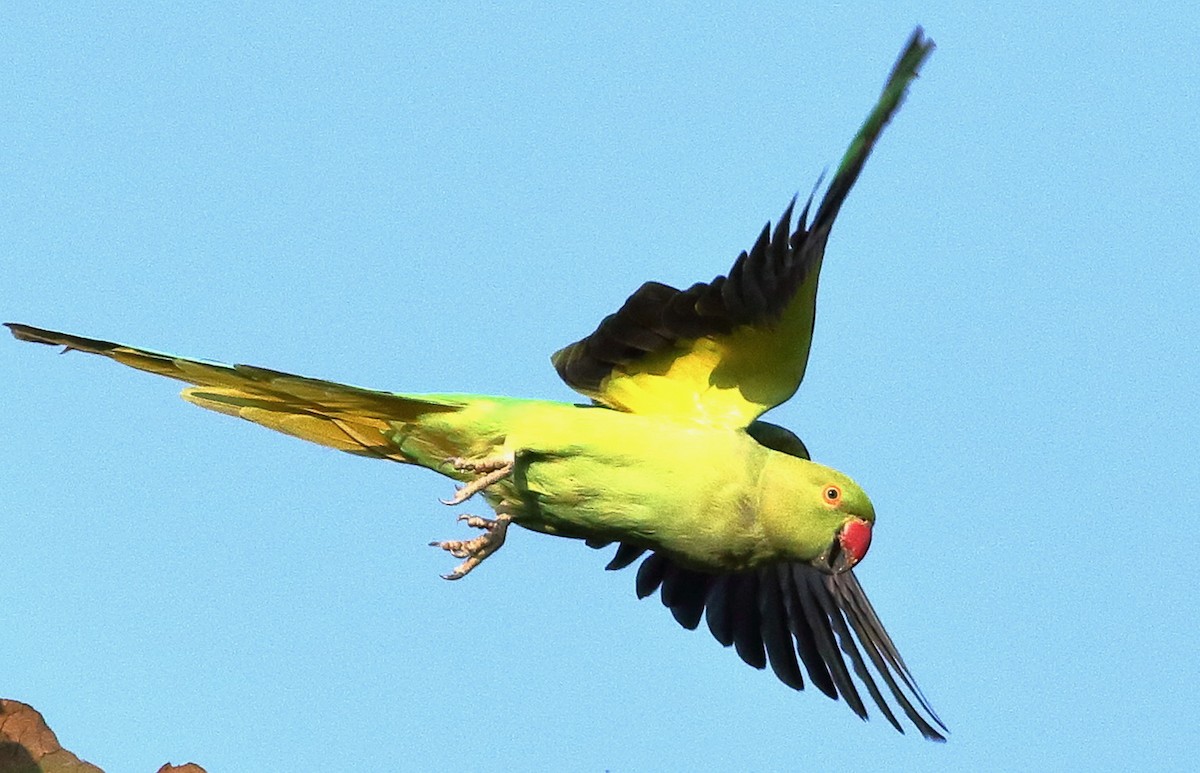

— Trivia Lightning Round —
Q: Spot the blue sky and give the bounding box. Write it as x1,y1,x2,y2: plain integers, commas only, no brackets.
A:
3,3,1197,771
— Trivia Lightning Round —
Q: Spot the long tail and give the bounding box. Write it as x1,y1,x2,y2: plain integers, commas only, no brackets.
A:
811,27,934,238
6,323,470,466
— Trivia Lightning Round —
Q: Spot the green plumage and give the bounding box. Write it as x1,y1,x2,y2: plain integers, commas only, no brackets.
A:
8,28,945,740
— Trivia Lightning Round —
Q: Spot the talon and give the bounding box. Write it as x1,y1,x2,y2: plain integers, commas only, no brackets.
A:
429,512,512,580
438,486,466,506
441,562,478,581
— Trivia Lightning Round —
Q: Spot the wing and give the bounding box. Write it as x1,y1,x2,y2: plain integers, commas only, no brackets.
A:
591,545,947,741
552,29,933,428
5,323,466,463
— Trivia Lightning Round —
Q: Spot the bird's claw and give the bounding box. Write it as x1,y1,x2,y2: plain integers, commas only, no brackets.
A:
430,512,512,580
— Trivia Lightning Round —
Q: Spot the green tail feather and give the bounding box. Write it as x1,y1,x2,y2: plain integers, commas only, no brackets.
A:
5,322,471,464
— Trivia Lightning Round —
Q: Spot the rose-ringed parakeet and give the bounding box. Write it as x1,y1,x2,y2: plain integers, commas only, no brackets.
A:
8,28,944,739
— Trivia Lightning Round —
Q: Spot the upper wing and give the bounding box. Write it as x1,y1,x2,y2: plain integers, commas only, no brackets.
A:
602,547,947,740
552,29,933,428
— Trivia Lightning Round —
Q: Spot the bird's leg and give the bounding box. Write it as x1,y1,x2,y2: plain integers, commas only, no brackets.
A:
429,512,513,580
429,454,517,578
439,453,514,505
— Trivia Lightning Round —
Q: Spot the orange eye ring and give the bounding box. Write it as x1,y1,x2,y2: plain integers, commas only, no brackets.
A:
823,484,842,506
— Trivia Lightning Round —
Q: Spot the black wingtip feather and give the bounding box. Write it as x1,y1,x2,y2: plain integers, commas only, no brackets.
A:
790,564,871,720
704,574,735,647
758,567,806,690
730,572,767,670
831,574,949,740
775,564,838,699
811,27,934,235
635,552,668,599
807,570,904,733
604,548,946,740
662,566,711,631
605,543,647,571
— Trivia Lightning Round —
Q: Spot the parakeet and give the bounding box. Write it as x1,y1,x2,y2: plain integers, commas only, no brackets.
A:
9,28,944,739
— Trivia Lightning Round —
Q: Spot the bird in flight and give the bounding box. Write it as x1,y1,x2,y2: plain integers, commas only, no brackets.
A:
9,28,944,739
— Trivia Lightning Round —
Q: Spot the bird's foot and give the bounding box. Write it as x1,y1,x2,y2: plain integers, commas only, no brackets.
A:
429,513,512,580
439,454,514,505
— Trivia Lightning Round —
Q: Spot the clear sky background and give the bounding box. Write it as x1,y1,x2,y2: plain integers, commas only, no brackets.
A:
2,4,1197,772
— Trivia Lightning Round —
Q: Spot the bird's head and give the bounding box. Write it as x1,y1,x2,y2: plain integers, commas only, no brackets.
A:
759,458,876,574
808,470,875,574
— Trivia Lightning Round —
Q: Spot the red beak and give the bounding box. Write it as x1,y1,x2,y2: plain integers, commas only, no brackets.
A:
838,517,873,570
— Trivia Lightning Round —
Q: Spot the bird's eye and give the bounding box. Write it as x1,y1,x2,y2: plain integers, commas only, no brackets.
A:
823,485,842,506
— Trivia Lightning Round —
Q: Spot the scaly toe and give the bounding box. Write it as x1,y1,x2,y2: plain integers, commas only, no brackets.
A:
457,514,496,530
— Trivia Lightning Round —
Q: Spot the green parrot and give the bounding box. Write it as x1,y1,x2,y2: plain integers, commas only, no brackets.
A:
8,29,944,739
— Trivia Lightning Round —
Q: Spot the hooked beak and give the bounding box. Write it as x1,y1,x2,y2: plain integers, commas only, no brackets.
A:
813,517,873,575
